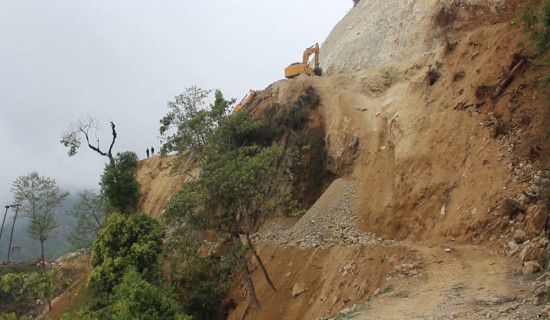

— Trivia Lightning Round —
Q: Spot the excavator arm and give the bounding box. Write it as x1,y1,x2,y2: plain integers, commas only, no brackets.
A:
285,43,323,79
302,43,320,67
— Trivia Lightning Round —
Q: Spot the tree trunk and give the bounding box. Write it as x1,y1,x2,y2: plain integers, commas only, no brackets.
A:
40,239,45,272
246,232,277,291
240,254,260,308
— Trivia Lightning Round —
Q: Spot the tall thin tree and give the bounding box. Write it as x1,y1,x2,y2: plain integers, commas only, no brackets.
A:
11,172,68,269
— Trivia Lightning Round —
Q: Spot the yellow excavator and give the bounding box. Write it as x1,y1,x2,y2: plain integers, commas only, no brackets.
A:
232,89,256,114
284,43,323,79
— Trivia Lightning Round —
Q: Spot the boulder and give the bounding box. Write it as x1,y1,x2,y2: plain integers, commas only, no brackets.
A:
520,244,547,264
522,261,542,275
525,205,548,237
512,230,527,244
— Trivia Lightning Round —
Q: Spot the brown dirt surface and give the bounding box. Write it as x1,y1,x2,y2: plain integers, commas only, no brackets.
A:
227,242,419,320
353,242,536,319
40,251,91,319
136,155,196,217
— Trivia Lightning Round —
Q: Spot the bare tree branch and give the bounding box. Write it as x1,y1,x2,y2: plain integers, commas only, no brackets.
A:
61,116,116,162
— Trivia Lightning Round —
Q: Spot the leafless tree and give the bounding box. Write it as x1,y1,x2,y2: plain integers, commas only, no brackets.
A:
60,116,117,163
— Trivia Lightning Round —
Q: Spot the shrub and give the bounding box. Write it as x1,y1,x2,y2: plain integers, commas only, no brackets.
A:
87,213,164,310
515,0,550,54
513,0,550,88
100,151,141,215
112,269,189,320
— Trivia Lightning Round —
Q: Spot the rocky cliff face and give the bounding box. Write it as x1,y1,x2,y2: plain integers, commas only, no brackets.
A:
321,0,441,74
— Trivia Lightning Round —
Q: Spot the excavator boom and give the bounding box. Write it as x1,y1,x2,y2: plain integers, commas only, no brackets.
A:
285,43,322,79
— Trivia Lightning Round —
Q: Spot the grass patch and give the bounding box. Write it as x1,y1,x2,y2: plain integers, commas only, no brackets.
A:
375,286,393,297
320,304,369,320
0,264,39,276
522,270,544,282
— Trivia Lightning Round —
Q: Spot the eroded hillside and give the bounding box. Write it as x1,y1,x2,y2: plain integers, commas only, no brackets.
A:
39,1,550,319
221,0,550,319
126,1,550,319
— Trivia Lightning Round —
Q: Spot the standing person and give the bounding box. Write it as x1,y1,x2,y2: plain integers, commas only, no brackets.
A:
151,146,154,155
146,148,150,158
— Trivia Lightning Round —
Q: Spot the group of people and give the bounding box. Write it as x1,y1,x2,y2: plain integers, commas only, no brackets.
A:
146,146,155,158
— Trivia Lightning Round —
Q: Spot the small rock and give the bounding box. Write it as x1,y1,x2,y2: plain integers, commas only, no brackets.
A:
507,241,519,251
292,283,306,297
512,230,527,244
522,261,542,275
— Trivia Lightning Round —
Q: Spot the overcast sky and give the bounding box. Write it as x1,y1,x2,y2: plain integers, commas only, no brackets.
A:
0,0,351,206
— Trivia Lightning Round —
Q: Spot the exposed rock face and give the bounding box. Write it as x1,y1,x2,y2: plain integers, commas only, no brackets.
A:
520,243,547,265
320,0,441,74
525,204,549,237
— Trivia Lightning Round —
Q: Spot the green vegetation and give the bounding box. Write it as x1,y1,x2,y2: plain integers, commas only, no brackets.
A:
100,151,141,215
161,87,289,312
160,86,233,156
87,212,164,312
11,171,69,269
111,269,190,320
0,264,38,276
515,0,550,54
0,268,72,318
514,0,550,87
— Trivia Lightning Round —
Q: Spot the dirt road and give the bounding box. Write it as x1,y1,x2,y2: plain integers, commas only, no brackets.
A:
351,242,538,320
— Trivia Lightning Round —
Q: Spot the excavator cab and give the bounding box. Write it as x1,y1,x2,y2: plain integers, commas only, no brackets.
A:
285,43,323,79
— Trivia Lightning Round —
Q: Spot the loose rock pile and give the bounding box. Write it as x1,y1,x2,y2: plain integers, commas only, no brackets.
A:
252,181,390,249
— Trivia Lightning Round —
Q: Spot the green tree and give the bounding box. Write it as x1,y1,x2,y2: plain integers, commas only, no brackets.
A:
111,269,190,320
67,190,109,250
100,151,141,215
11,172,69,269
87,212,164,311
162,94,287,309
162,221,238,319
159,86,235,173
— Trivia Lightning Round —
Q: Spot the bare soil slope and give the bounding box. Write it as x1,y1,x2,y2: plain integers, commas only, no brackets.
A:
225,0,550,319
136,155,196,218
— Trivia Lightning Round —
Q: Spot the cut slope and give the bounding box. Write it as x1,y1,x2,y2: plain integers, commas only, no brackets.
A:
225,0,550,319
